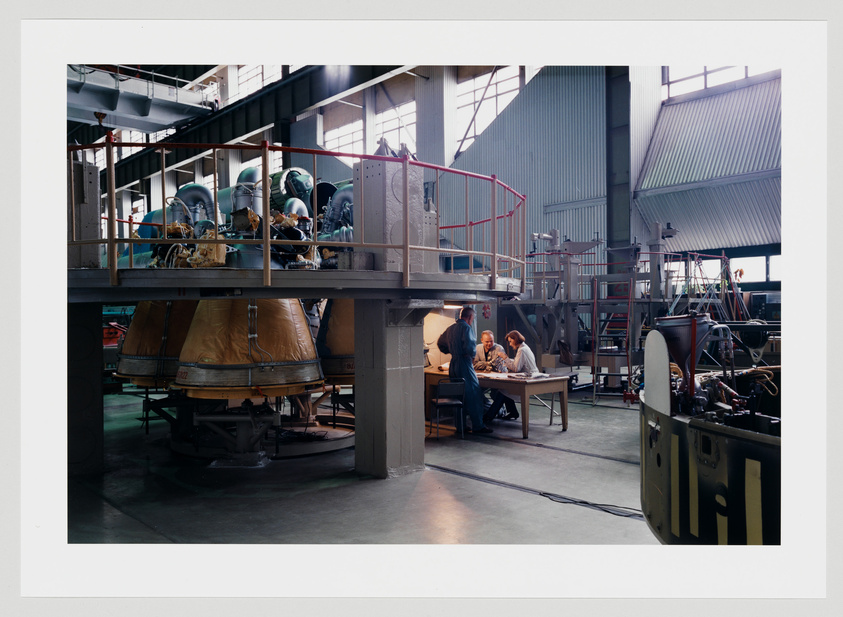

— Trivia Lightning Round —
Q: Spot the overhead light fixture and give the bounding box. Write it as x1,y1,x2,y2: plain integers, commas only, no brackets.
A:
443,304,463,310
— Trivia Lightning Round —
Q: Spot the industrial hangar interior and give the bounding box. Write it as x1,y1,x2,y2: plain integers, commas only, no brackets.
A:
65,63,784,553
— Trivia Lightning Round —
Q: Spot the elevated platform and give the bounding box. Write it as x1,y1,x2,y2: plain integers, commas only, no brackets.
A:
67,267,524,303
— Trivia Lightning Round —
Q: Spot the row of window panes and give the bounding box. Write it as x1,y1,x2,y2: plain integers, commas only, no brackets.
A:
663,65,780,99
375,101,416,152
666,255,780,283
228,65,285,104
323,102,417,155
455,66,528,152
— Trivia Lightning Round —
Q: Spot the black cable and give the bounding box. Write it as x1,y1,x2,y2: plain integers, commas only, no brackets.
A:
426,463,644,521
489,434,640,467
538,491,644,519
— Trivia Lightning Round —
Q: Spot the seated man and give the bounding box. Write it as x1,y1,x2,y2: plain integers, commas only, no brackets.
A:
484,330,538,422
474,330,506,373
474,330,507,416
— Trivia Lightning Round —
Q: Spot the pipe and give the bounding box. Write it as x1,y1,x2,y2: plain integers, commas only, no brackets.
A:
106,131,118,285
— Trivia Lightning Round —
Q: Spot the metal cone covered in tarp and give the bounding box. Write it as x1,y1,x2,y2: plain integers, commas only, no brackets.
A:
315,298,355,376
175,298,323,399
116,300,199,387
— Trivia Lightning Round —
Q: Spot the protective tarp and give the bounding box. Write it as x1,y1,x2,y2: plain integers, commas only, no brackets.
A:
315,298,355,376
176,298,322,391
116,300,198,382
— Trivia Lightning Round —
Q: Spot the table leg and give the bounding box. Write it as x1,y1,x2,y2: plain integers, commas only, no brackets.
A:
561,386,568,431
521,385,529,439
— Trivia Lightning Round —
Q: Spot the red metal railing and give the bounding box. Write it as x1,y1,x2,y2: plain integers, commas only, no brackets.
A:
68,134,527,291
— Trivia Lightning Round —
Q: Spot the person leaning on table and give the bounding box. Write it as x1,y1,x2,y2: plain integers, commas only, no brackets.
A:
474,330,507,415
484,330,538,422
474,330,506,372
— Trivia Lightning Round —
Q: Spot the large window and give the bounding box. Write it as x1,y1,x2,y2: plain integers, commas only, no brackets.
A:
375,101,416,154
324,119,364,155
323,102,417,156
455,65,540,155
228,65,285,104
662,65,780,99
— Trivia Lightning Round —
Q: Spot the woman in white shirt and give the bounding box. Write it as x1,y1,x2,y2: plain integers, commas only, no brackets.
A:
484,330,538,421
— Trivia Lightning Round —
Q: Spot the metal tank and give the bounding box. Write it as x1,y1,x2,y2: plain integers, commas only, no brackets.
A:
174,298,324,400
115,300,199,387
315,298,355,377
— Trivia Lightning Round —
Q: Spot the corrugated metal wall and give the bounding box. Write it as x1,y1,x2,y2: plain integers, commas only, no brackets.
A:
637,176,781,252
543,200,607,285
415,66,457,186
634,75,781,253
436,66,608,265
637,77,781,190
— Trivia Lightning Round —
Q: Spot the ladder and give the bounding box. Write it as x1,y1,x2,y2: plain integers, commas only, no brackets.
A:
590,275,635,404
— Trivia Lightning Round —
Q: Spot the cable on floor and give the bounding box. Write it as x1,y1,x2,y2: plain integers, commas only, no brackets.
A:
486,433,640,467
425,463,644,520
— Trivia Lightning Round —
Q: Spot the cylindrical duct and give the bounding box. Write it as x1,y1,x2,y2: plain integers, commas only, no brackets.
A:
116,300,199,387
175,298,323,399
315,298,355,377
175,183,214,223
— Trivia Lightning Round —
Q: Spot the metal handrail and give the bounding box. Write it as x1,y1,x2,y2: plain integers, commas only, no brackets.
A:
68,135,527,290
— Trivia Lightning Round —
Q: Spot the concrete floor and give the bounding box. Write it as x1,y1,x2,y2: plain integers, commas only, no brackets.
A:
67,384,659,545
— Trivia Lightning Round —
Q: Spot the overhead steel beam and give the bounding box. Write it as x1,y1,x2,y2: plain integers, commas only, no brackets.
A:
108,65,414,189
67,65,215,135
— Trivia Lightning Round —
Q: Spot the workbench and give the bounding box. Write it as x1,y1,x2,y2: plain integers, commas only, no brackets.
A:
424,367,569,438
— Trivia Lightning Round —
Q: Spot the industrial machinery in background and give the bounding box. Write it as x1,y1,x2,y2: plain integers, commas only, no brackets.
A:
639,312,780,544
499,221,780,404
101,145,439,465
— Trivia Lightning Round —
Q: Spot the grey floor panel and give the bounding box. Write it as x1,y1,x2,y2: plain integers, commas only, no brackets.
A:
67,389,659,545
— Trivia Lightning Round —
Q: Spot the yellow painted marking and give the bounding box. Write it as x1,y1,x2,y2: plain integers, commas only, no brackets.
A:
689,446,699,537
671,434,679,537
715,490,728,544
745,458,763,545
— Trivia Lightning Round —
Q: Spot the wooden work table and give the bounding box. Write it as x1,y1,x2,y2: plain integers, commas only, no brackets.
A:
423,367,569,438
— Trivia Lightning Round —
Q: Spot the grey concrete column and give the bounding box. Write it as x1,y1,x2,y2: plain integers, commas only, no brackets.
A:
215,148,241,191
415,66,458,186
290,111,356,183
362,87,377,154
353,299,429,479
115,189,132,251
68,302,104,475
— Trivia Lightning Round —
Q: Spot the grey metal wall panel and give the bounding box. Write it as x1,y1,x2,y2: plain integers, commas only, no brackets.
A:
629,66,663,192
542,200,608,277
638,77,781,191
415,66,458,183
634,175,781,253
435,66,607,255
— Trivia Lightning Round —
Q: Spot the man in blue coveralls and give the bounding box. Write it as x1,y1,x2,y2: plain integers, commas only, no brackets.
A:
444,306,492,434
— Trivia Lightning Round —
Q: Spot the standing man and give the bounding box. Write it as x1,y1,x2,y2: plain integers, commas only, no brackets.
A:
444,307,492,434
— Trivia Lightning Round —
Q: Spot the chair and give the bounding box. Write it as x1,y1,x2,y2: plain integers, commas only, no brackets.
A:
429,378,466,439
